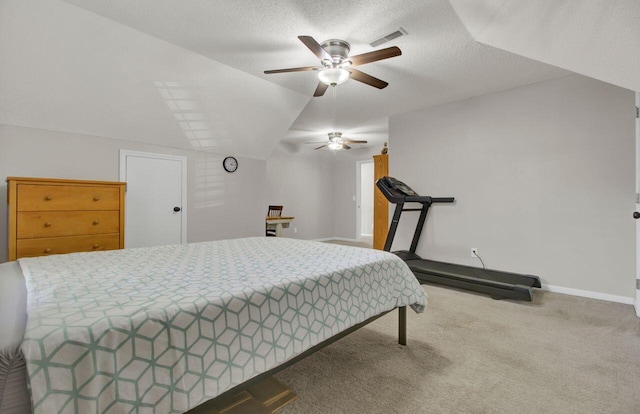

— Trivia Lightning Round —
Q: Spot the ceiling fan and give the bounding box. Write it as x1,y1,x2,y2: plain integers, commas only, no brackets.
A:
264,36,401,97
307,132,368,151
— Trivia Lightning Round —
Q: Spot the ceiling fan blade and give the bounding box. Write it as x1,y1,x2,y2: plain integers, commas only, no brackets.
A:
264,66,319,74
349,46,401,67
342,144,352,150
305,141,329,144
313,82,329,97
342,139,368,144
298,36,332,61
314,144,328,150
347,69,388,89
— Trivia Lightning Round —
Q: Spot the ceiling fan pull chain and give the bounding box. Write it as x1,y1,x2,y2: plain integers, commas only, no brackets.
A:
332,86,337,129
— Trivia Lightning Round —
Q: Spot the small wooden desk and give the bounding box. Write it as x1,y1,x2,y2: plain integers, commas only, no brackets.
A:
265,216,295,237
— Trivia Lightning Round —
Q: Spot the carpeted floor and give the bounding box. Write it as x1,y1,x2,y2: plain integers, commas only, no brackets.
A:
276,276,640,413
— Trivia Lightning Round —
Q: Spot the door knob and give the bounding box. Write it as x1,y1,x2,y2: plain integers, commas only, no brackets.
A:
174,207,181,212
634,212,640,219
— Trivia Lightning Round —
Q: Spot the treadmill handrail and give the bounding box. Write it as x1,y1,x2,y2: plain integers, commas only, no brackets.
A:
378,176,455,253
432,197,455,203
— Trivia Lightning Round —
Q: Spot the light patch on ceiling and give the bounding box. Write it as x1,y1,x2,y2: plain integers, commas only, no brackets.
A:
154,81,231,150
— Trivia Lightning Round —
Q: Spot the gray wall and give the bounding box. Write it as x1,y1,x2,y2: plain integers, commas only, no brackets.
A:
264,144,381,241
3,74,636,300
0,124,266,263
332,148,380,239
390,75,636,298
264,144,336,240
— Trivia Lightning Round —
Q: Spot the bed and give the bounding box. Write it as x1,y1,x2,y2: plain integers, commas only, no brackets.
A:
0,237,427,413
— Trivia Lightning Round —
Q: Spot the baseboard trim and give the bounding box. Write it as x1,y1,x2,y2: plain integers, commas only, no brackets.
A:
542,284,635,305
314,237,361,243
311,242,637,309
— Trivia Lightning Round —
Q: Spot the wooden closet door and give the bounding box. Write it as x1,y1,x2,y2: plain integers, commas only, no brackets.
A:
373,154,388,250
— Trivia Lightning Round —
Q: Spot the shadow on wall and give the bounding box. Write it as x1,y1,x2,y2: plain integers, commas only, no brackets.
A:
156,81,233,211
194,156,224,209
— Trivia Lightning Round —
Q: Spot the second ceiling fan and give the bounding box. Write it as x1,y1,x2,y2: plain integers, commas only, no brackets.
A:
264,36,401,97
308,132,367,151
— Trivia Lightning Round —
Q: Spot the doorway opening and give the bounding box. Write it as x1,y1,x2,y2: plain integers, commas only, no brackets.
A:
356,160,374,245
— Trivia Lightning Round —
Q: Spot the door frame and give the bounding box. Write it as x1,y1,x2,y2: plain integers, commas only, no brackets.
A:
119,150,188,244
356,160,374,241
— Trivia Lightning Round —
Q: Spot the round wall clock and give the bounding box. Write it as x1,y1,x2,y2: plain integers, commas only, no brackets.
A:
223,156,238,173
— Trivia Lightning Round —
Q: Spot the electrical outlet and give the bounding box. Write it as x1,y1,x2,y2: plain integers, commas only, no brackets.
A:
471,248,478,257
293,227,298,234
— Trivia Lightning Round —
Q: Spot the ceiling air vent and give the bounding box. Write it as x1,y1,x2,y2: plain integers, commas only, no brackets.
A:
370,28,408,47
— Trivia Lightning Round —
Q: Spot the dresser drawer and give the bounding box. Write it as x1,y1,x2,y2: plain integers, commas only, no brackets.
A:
16,234,120,258
17,211,120,239
17,185,120,211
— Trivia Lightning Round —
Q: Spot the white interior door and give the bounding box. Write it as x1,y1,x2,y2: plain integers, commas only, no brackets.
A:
636,93,640,317
120,150,187,248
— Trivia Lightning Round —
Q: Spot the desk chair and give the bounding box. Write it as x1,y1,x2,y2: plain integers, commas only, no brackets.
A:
266,205,283,237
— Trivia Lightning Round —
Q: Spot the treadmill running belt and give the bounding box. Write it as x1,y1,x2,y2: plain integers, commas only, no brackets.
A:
406,259,541,288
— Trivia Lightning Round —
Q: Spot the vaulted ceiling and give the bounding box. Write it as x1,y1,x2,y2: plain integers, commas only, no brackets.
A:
1,1,637,159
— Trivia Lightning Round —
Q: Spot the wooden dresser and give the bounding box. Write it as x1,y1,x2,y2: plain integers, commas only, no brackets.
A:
7,177,126,261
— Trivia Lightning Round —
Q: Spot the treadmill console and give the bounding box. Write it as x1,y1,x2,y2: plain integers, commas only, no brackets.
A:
376,176,423,203
379,176,418,196
376,176,455,205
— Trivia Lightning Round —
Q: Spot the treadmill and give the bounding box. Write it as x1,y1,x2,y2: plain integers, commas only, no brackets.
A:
376,176,541,301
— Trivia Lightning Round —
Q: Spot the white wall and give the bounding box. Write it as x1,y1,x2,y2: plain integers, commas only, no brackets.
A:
390,74,636,298
0,124,266,263
333,148,381,239
265,144,336,240
264,144,382,241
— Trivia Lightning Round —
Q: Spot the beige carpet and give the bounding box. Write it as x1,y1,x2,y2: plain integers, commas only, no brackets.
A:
276,283,640,413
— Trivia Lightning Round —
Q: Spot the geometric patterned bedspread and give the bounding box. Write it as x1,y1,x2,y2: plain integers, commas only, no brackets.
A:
19,237,427,413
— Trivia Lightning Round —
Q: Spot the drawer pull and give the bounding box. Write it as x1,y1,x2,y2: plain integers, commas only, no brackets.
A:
93,196,101,201
44,195,52,201
93,244,100,249
93,220,100,225
44,222,52,227
44,248,51,253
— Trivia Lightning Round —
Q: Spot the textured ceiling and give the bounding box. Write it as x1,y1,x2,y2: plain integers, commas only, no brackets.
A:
449,0,640,92
61,0,570,153
6,0,636,157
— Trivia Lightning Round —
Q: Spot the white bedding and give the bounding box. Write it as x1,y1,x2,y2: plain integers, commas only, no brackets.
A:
19,237,427,413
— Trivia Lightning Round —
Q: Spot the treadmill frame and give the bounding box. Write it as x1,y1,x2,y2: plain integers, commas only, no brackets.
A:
378,177,541,301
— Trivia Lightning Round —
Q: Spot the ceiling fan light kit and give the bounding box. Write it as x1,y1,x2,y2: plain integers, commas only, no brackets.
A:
307,131,368,151
265,36,399,151
264,35,401,97
318,68,350,86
